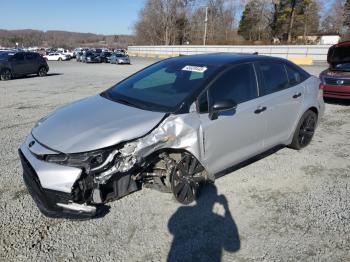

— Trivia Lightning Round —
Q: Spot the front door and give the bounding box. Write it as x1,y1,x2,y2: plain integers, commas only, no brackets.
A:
198,63,267,174
11,53,27,75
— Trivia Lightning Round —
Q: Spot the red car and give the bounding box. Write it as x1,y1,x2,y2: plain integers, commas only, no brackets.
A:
320,41,350,100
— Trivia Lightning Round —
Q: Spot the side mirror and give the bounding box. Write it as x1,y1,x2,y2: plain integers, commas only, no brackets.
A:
209,99,237,120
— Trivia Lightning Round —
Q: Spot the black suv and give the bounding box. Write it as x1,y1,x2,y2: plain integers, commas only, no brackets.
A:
0,51,49,80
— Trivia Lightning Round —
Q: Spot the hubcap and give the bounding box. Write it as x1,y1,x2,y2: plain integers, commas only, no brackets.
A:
298,114,316,147
171,154,203,205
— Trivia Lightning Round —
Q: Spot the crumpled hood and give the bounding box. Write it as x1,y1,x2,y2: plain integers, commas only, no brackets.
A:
32,95,165,153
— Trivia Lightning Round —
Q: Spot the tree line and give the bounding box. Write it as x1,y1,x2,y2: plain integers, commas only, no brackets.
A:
0,29,134,49
134,0,350,45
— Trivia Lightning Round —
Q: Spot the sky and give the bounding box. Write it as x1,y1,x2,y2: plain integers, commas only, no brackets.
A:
0,0,145,35
0,0,337,35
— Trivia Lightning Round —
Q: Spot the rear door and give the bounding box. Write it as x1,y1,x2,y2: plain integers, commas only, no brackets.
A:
255,62,304,149
24,53,38,74
198,63,267,174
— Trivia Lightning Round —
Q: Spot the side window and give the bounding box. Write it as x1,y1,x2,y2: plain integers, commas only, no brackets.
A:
285,64,302,87
25,53,35,60
208,63,258,106
13,53,25,61
258,62,289,95
198,91,209,113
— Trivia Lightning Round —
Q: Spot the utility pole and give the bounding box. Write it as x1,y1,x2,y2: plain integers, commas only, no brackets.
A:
203,6,208,46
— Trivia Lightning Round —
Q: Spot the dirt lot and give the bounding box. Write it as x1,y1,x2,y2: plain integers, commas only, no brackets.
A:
0,59,349,261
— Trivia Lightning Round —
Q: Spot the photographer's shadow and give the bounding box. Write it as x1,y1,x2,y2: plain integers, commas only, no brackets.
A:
167,184,240,262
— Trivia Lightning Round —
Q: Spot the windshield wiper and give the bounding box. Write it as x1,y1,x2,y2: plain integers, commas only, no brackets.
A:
116,98,139,107
100,92,141,109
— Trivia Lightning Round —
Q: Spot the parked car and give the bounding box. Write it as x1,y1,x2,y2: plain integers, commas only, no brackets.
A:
114,48,127,55
19,53,324,218
44,53,69,61
75,52,84,62
59,49,75,59
319,41,350,100
100,52,112,63
0,51,49,80
110,53,130,64
81,52,101,63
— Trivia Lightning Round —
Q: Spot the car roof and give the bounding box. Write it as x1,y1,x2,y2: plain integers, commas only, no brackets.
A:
166,52,286,66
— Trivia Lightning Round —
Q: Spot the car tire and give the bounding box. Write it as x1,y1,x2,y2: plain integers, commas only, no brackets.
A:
38,67,47,77
58,57,62,61
289,110,317,150
0,69,12,81
170,153,204,205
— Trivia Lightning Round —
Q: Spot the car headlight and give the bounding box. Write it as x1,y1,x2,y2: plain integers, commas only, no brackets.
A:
44,148,118,173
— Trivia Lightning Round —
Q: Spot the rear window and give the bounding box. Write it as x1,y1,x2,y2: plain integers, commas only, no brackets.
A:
258,62,289,95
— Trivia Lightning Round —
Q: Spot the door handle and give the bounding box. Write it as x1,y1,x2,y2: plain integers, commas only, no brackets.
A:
293,92,302,98
254,106,267,114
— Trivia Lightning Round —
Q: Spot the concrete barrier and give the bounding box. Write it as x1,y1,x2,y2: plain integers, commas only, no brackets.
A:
128,45,332,65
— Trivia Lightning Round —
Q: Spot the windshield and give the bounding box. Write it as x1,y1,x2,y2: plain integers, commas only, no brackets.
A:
102,60,218,112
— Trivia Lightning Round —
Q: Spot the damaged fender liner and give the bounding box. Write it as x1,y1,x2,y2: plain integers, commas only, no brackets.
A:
19,149,111,219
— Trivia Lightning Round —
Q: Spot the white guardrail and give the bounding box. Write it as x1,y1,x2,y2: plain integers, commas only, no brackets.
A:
128,45,332,62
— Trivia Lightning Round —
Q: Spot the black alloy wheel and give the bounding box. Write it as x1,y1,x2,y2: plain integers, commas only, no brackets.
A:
38,67,47,77
290,110,317,150
171,154,204,205
0,69,12,81
298,112,316,147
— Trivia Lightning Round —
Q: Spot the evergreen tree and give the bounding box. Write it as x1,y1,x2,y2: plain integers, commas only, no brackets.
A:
238,0,272,41
238,1,257,41
271,0,320,42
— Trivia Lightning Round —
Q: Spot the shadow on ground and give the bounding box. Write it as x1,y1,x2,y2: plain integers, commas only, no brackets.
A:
167,184,240,262
6,73,63,81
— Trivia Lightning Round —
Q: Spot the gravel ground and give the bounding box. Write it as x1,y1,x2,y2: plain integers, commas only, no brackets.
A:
0,58,349,262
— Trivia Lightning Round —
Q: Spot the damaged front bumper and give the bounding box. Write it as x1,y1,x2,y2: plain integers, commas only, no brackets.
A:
18,135,136,218
19,149,99,218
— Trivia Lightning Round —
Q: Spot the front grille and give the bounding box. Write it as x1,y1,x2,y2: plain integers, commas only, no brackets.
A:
324,77,350,86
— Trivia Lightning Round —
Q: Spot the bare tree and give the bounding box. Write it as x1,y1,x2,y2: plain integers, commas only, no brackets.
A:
320,0,345,34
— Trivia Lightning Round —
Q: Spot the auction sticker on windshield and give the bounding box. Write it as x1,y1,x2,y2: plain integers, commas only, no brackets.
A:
182,65,207,73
